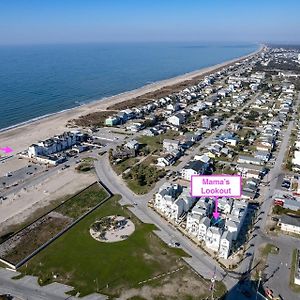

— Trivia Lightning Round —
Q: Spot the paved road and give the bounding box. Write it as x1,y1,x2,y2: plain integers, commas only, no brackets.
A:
95,90,300,300
0,75,270,298
0,164,45,190
238,92,300,300
95,153,236,288
94,94,261,292
0,269,107,300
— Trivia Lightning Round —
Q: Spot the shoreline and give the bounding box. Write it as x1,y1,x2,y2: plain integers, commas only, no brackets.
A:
0,44,263,153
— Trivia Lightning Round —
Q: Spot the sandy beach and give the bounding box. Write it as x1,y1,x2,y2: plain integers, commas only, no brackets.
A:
0,46,263,154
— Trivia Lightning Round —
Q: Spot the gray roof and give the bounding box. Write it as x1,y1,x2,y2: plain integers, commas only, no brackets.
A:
200,216,210,226
184,160,207,171
283,199,300,210
238,155,263,163
237,163,265,172
280,215,300,227
163,139,179,145
221,230,233,241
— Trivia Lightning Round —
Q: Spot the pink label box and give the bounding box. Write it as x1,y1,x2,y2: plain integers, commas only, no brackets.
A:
190,175,242,198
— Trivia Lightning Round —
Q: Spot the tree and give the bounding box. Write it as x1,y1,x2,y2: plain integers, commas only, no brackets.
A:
233,116,242,123
246,110,259,121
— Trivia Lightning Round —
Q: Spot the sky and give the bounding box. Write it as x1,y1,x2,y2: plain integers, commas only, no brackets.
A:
0,0,300,45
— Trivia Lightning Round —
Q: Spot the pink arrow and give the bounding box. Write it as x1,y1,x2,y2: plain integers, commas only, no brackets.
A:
0,147,13,154
213,196,220,220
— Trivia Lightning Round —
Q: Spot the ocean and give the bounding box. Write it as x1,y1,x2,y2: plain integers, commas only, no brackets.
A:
0,42,258,130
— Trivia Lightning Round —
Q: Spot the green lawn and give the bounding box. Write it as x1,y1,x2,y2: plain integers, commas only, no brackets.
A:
0,183,109,265
138,135,163,153
138,131,179,153
55,183,109,219
20,195,193,297
126,179,154,195
112,157,139,175
261,243,279,257
290,249,300,293
123,163,165,195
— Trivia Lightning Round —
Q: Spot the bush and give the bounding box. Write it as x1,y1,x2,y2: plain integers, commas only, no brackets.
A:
76,162,92,172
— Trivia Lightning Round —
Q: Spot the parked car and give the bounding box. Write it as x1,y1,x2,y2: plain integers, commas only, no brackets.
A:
281,180,290,189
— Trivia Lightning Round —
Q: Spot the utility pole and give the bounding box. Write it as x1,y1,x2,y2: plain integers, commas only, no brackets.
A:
210,267,217,300
94,278,99,292
255,270,262,300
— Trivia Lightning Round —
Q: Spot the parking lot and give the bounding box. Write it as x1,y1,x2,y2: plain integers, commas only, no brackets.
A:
0,163,45,190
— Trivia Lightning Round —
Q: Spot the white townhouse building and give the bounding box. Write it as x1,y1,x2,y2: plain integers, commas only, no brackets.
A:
185,198,248,259
166,102,180,112
167,112,185,127
198,217,211,240
154,183,181,212
28,131,85,158
218,198,233,215
186,199,212,236
225,200,248,240
219,231,233,259
154,184,196,222
169,188,197,221
186,212,203,237
205,226,222,252
225,220,239,240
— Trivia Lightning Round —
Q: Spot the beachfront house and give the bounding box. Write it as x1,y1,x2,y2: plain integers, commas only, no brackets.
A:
105,116,120,126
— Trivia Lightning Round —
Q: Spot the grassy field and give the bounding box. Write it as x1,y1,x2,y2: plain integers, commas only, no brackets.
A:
19,195,226,299
123,162,165,195
55,183,109,219
261,243,279,257
0,183,109,265
290,249,300,293
112,157,138,175
126,180,153,195
138,131,179,153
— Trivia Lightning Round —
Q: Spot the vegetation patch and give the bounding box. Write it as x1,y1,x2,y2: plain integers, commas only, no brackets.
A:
69,110,117,127
111,157,139,175
261,243,279,257
55,183,108,219
289,249,300,293
75,158,96,172
0,183,108,266
20,195,226,299
138,131,179,153
122,163,166,194
273,206,300,217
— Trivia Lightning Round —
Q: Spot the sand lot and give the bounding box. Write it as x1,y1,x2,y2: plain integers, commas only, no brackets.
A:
90,215,135,243
0,168,96,234
0,156,32,177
